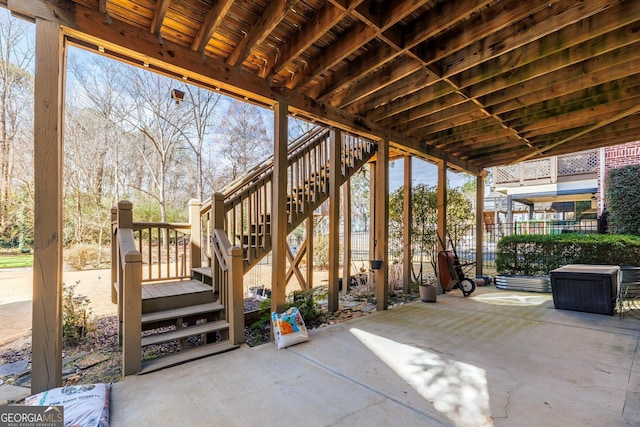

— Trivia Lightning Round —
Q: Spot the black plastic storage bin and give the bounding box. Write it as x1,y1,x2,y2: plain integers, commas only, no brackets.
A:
550,265,619,315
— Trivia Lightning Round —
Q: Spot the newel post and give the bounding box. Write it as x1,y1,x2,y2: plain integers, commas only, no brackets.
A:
118,200,133,229
122,246,142,376
189,199,202,269
111,206,118,305
116,201,133,343
212,193,225,287
228,246,245,345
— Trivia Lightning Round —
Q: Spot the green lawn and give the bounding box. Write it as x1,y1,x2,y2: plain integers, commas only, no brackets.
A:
0,254,33,268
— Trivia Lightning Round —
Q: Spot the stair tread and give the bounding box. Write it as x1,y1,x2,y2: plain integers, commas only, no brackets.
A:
191,267,212,277
142,320,229,347
141,279,211,300
139,341,238,375
141,302,224,324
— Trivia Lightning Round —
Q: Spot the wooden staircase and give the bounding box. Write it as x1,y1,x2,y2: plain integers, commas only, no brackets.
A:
137,275,237,374
202,128,377,273
112,127,375,376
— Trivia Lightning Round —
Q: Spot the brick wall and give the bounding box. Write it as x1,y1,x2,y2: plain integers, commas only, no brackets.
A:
605,141,640,169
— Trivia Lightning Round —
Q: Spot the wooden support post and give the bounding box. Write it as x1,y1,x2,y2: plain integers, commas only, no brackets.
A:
437,159,447,253
369,162,376,260
111,206,118,305
403,155,412,292
436,160,447,294
306,217,314,289
121,234,142,377
476,175,485,277
212,192,225,293
116,201,133,345
31,19,65,394
271,101,288,313
342,179,351,294
228,246,245,345
328,128,341,312
189,199,202,269
374,139,389,311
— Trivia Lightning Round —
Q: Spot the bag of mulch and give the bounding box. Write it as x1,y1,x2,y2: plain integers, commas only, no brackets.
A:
25,383,111,427
271,307,310,349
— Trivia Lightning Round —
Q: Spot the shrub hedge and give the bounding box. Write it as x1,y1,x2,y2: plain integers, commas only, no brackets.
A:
607,164,640,236
496,234,640,276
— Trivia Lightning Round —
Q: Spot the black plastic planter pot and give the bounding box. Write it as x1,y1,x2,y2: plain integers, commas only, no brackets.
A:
370,260,383,270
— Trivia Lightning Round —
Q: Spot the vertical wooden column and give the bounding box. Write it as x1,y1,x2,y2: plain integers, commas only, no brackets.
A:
342,179,351,294
402,155,412,292
437,159,447,253
476,175,485,277
328,129,341,312
228,246,245,345
31,19,65,394
189,199,202,269
212,192,225,289
374,139,389,311
119,201,142,376
110,207,118,305
369,162,376,260
306,217,314,289
271,101,288,313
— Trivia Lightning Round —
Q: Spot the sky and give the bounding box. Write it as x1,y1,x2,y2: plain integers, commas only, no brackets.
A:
389,157,470,191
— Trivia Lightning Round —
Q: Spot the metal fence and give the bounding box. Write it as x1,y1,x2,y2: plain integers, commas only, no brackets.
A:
243,219,600,290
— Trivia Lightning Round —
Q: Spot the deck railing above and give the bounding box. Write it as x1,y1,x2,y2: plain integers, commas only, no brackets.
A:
494,149,599,186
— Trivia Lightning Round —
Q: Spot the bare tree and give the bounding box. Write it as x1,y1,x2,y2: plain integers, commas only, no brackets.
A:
0,11,33,240
217,100,271,180
67,52,129,204
117,68,192,222
180,85,221,201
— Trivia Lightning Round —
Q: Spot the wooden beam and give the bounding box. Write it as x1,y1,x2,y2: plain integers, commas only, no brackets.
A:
439,0,631,79
328,128,341,312
288,0,426,92
467,19,640,99
190,0,234,53
313,0,492,100
31,17,65,394
373,139,389,311
346,69,437,117
519,104,640,162
268,1,359,77
271,101,288,314
150,0,171,35
325,56,423,108
226,0,296,67
486,47,640,114
310,42,400,99
375,89,465,127
519,95,640,139
10,0,482,176
289,21,375,90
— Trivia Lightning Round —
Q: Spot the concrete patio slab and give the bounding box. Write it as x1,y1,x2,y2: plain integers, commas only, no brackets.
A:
111,287,640,426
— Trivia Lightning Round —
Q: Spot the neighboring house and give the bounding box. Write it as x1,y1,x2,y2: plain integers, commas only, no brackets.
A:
488,141,640,231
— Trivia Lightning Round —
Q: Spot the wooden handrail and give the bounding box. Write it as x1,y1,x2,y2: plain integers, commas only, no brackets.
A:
115,215,143,376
